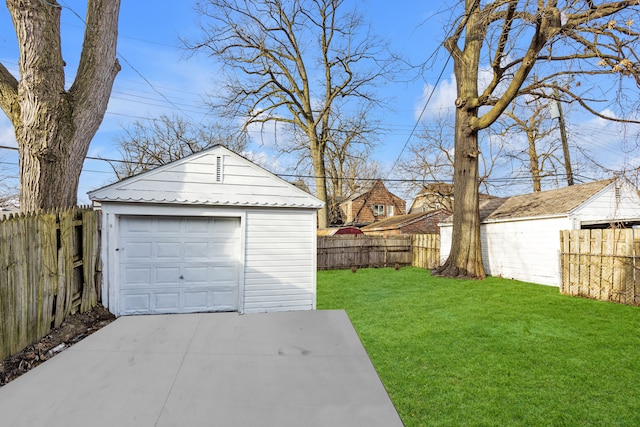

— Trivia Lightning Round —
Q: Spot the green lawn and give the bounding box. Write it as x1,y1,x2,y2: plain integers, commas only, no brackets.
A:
317,267,640,426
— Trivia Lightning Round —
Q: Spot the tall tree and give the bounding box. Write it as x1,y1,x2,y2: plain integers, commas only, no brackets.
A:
0,0,120,211
188,0,392,227
501,96,563,192
280,103,381,224
434,0,640,279
110,114,247,179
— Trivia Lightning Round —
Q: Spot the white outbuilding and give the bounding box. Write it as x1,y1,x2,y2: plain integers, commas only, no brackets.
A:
88,146,323,316
439,178,640,286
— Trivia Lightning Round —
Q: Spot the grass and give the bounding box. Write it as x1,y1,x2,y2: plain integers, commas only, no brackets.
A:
317,267,640,426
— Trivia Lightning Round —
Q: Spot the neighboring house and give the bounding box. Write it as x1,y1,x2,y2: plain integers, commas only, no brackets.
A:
408,183,454,213
409,182,497,214
88,145,323,316
361,209,451,236
339,179,406,226
439,178,640,287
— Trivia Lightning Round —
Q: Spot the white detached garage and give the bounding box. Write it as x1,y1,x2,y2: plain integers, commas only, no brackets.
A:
439,178,640,287
88,146,323,316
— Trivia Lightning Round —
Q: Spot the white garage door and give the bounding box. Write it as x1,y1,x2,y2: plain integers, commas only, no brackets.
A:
118,216,240,315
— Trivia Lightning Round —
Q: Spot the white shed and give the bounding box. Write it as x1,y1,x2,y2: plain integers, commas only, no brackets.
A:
440,178,640,286
88,146,323,316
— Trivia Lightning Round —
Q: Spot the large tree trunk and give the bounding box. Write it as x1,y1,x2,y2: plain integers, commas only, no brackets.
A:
434,0,485,279
432,107,485,279
3,0,120,212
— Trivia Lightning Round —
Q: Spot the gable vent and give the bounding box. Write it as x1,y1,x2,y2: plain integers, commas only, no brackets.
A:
216,156,224,183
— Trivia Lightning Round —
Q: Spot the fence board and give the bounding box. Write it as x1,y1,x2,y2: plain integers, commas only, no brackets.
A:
412,234,440,270
0,207,101,359
40,212,57,339
560,228,639,306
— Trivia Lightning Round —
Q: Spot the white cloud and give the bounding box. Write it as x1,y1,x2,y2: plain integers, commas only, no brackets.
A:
0,116,16,148
416,74,456,120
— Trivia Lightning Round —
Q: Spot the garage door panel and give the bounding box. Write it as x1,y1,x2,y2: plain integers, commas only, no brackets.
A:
122,267,153,286
154,292,181,310
211,289,237,311
212,265,238,282
184,291,209,309
124,242,153,259
122,216,154,233
119,216,240,315
155,218,182,234
155,267,181,285
183,266,209,284
122,293,151,313
156,242,182,259
213,217,238,233
211,241,239,258
184,242,209,259
184,218,210,233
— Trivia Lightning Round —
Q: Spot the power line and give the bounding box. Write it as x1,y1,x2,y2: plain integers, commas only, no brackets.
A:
57,0,188,115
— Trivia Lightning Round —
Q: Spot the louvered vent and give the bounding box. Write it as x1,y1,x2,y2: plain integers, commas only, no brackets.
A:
216,156,223,183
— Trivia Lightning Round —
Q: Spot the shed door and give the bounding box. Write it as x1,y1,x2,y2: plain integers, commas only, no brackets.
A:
118,216,240,315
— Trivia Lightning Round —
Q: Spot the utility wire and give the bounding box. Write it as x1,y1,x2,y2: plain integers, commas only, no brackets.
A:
385,53,452,178
57,0,188,115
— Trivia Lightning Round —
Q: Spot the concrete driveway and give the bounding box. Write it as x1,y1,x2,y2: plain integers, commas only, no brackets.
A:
0,310,403,426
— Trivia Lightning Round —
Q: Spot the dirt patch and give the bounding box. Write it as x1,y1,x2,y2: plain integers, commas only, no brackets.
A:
0,305,116,387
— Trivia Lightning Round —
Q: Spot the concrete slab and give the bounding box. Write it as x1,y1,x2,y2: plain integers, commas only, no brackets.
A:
0,310,403,427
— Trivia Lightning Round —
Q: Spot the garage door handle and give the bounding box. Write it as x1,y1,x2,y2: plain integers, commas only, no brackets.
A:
179,275,184,280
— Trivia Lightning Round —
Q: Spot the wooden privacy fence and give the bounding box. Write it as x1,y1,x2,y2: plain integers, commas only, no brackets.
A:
560,229,640,305
317,234,440,270
0,207,101,359
412,234,441,270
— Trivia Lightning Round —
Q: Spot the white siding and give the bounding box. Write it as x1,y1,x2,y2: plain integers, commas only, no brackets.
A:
89,146,323,209
439,217,572,286
439,225,452,265
482,217,571,286
571,180,640,224
243,209,317,313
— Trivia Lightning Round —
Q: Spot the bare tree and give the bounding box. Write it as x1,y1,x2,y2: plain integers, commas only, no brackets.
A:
434,0,640,279
280,103,381,224
398,111,502,197
110,114,247,179
501,96,564,192
0,0,120,211
0,158,18,206
321,112,382,225
188,0,393,227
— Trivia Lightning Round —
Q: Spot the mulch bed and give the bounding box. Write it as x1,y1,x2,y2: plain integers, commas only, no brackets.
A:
0,304,116,387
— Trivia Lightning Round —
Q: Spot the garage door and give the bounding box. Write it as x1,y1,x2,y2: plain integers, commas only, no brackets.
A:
118,216,240,315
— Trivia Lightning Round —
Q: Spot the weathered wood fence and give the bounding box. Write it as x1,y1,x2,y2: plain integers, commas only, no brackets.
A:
317,234,440,270
412,234,441,269
0,207,101,359
560,229,640,305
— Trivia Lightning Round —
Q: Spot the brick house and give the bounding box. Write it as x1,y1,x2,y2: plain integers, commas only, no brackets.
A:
360,209,451,236
338,179,406,226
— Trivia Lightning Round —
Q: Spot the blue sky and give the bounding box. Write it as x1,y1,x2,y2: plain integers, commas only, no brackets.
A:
0,1,638,205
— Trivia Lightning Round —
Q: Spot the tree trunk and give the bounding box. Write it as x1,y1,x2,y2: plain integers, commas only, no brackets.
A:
434,0,485,279
309,133,328,228
432,106,485,279
4,0,120,212
527,129,542,192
